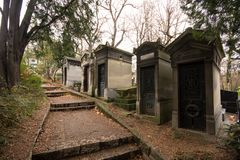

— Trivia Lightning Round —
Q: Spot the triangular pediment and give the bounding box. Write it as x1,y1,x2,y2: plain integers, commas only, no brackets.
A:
134,41,165,55
167,28,225,62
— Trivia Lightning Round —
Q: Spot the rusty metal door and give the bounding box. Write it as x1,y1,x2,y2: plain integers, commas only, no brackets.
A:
140,66,155,115
179,61,206,131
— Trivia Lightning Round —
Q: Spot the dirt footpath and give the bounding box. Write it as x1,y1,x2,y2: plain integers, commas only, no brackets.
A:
0,100,50,160
33,108,132,154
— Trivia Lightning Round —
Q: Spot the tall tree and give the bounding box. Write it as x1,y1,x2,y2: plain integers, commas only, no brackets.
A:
180,0,240,90
34,23,77,81
99,0,134,47
0,0,93,89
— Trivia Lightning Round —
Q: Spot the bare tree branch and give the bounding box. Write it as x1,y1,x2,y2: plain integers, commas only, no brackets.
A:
130,0,187,46
19,0,37,40
99,0,134,47
115,29,126,47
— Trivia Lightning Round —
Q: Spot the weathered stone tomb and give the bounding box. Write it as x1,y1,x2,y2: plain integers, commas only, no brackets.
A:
166,28,225,134
94,44,133,100
80,52,95,96
62,57,82,87
134,41,173,124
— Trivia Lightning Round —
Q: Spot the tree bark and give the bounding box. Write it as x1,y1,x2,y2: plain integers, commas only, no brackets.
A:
0,0,10,88
6,0,23,88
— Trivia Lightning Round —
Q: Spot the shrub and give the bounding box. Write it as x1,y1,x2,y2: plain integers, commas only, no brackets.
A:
0,63,46,146
20,63,42,89
226,123,240,153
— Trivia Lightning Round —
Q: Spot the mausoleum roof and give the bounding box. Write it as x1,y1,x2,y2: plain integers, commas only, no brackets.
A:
65,56,81,62
166,28,225,59
94,44,133,57
134,40,165,55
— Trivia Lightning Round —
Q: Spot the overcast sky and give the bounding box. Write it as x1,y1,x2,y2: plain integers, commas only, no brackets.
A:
0,0,189,52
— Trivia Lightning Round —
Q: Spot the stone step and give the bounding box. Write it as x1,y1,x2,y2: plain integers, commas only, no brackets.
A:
32,135,135,160
64,143,141,160
42,86,60,91
50,104,95,111
45,90,68,97
51,101,95,108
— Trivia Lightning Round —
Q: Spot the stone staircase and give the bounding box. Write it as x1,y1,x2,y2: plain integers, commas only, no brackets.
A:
35,84,143,160
32,135,141,160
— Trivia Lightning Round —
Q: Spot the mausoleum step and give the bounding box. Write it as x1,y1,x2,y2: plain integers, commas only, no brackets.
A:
64,143,140,160
32,135,136,160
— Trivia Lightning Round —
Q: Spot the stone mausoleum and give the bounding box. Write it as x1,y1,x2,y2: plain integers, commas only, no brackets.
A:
80,52,95,96
94,44,133,100
166,28,225,135
62,57,82,87
134,40,172,124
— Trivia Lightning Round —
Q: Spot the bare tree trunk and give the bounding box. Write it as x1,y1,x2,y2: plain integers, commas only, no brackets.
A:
0,58,7,88
0,0,10,88
52,68,60,82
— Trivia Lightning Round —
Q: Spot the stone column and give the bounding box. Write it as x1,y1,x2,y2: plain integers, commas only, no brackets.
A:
204,59,215,134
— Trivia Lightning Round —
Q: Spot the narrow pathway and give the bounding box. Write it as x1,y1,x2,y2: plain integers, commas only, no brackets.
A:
32,84,142,160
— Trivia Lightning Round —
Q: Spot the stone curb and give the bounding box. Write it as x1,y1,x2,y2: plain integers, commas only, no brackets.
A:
96,103,165,160
27,100,51,160
64,87,165,160
32,135,134,160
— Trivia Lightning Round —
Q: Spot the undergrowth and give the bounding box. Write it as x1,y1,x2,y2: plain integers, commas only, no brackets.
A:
0,63,46,146
225,123,240,156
